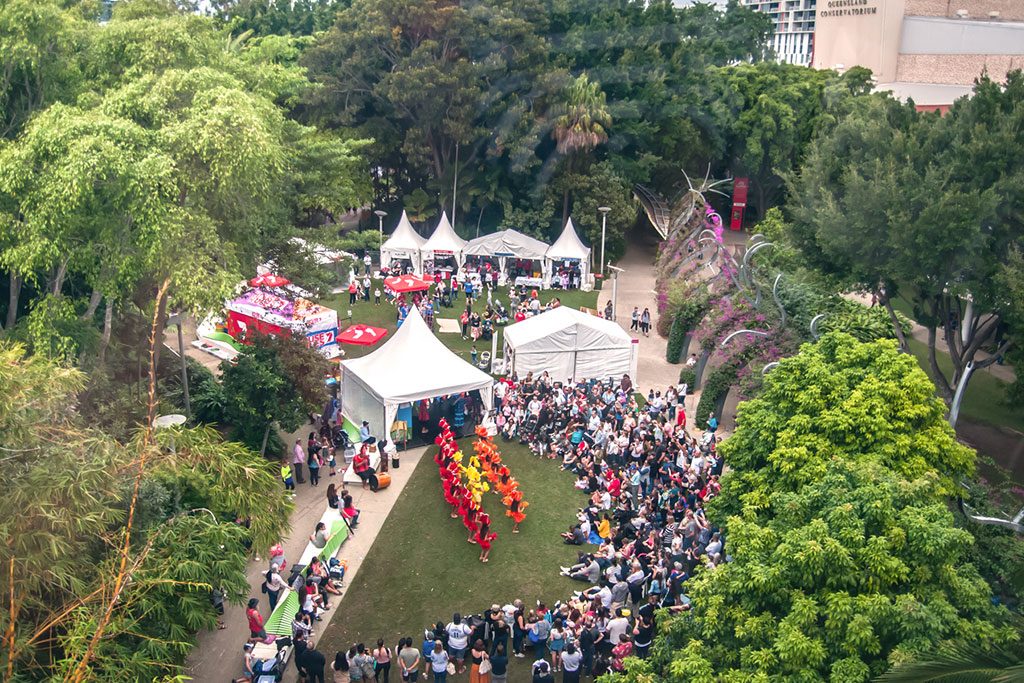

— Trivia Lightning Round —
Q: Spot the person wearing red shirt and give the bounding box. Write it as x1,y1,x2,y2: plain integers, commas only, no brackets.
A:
246,598,266,640
353,445,374,490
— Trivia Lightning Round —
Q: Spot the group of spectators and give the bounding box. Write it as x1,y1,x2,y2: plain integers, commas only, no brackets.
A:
320,371,724,683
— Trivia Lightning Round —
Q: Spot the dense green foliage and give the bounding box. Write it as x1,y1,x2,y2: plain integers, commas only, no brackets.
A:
627,334,1016,683
0,0,369,356
0,343,290,681
220,331,331,454
299,0,790,252
787,73,1024,403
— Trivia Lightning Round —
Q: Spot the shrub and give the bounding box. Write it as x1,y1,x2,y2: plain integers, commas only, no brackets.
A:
695,362,737,428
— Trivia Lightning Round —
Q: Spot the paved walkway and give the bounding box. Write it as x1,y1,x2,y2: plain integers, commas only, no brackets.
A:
596,235,678,396
184,432,429,683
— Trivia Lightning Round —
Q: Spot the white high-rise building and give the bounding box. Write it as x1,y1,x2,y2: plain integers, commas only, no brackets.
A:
743,0,817,66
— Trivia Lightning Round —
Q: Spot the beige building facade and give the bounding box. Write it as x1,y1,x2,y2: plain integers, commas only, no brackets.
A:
812,0,1024,110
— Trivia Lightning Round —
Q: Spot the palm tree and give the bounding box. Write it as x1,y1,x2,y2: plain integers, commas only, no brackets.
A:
875,645,1024,682
553,73,612,223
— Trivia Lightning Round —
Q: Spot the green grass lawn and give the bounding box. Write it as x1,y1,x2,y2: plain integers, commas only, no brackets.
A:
320,271,598,365
906,337,1024,433
317,438,589,679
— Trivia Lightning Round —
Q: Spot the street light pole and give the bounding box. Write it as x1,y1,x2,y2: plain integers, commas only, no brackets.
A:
165,313,190,418
608,265,624,321
598,206,611,276
374,209,387,252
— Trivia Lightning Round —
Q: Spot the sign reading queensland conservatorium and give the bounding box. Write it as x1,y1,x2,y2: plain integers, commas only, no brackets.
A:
819,0,878,18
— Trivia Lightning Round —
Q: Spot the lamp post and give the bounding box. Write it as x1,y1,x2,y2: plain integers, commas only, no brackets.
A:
374,209,387,251
164,313,190,419
608,265,624,320
598,206,611,276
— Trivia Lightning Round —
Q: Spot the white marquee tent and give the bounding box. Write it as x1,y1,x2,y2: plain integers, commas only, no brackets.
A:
421,211,467,267
503,306,637,382
380,210,426,274
464,229,549,275
545,217,591,287
341,306,494,436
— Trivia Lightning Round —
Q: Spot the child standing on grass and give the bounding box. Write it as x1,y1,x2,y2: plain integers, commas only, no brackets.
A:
375,287,382,304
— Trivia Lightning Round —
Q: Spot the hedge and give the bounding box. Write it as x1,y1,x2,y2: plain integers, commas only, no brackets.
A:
695,362,738,429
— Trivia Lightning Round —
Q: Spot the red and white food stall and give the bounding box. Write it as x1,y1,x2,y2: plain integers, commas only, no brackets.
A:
225,279,342,359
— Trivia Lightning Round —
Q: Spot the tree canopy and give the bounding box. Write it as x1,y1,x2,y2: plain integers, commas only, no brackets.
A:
628,334,1016,683
0,343,290,681
787,73,1024,404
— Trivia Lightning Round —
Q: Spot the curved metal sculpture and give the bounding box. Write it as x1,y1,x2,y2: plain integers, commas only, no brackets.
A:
761,361,780,374
958,497,1024,534
721,329,770,347
809,313,828,340
742,240,774,270
772,274,787,329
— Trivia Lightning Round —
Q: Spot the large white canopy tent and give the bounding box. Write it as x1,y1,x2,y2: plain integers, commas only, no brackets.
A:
421,211,467,269
503,306,638,382
545,217,591,287
464,229,549,279
341,306,494,437
381,210,426,274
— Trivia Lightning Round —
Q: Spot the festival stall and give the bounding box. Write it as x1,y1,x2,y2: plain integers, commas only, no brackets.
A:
338,324,388,346
421,211,467,279
503,306,637,382
383,274,433,294
381,210,426,275
340,306,493,442
544,217,591,289
463,229,549,287
224,279,342,359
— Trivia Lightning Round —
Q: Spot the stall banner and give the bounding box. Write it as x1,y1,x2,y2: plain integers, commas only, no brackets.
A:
307,327,339,351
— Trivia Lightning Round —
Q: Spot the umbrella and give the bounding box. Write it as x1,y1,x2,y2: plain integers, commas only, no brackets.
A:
250,273,291,288
383,275,433,293
338,324,389,346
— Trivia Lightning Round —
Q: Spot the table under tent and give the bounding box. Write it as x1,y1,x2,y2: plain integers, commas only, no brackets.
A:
381,210,426,275
545,217,592,290
340,306,494,447
421,211,467,281
463,229,550,289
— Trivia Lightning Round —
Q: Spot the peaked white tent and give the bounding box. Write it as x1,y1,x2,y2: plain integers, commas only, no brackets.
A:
341,306,493,436
464,229,549,280
503,306,637,382
545,217,591,287
464,229,549,261
422,211,467,268
381,210,426,274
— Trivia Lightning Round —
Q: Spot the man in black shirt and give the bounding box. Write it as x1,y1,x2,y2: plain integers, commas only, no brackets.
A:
297,644,327,683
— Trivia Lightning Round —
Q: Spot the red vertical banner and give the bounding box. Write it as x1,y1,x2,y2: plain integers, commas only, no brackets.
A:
730,177,749,231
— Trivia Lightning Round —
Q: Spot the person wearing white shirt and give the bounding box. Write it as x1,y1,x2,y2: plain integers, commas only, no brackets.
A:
606,612,630,647
528,398,542,417
445,614,473,674
595,584,613,609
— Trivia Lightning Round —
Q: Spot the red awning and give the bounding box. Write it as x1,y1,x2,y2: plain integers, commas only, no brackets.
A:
383,275,433,293
249,273,291,288
338,324,389,346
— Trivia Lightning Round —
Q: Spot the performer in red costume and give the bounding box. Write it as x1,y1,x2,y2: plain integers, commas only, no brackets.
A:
475,513,497,563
